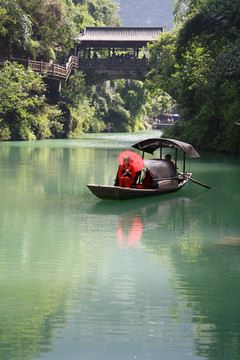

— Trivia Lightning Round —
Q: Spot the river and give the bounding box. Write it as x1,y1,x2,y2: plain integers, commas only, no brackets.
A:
0,131,240,360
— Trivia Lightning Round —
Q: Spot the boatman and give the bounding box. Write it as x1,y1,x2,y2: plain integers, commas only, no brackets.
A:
165,154,176,168
118,155,136,188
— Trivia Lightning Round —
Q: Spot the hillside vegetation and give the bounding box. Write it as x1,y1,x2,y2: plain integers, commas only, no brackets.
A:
147,0,240,154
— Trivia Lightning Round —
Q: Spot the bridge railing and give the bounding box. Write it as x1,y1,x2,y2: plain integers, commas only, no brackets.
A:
28,60,67,78
65,56,79,79
0,56,78,80
79,57,148,71
0,55,148,82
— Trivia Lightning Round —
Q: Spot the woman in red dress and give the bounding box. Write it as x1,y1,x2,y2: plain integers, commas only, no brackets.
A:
118,155,136,188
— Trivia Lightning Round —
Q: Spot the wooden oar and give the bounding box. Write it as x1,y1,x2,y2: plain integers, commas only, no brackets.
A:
181,174,212,189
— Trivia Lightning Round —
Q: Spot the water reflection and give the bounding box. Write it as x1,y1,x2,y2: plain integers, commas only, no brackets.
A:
90,195,194,251
140,197,240,360
0,136,240,360
117,215,143,248
167,243,240,360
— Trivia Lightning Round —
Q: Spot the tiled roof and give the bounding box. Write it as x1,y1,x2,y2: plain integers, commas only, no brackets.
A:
76,27,163,43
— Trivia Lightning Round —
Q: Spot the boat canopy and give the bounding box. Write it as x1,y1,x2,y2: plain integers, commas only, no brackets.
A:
132,138,200,158
144,159,177,180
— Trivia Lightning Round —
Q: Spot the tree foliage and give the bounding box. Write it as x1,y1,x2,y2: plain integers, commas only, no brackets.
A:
148,0,240,154
88,80,149,132
72,0,120,26
0,61,63,140
0,0,32,57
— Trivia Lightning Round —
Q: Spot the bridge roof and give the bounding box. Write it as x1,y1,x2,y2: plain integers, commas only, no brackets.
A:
76,27,164,48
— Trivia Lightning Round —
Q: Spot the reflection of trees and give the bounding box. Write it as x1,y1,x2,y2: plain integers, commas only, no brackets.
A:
0,144,116,198
0,199,113,359
168,243,240,360
0,142,119,359
141,194,240,360
0,284,67,360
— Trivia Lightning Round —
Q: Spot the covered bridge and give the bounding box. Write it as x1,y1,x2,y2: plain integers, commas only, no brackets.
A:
75,26,164,83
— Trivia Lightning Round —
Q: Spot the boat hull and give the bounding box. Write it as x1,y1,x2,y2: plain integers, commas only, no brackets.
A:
87,176,189,200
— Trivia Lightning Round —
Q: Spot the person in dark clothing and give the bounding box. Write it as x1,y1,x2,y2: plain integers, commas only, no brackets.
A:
165,154,176,168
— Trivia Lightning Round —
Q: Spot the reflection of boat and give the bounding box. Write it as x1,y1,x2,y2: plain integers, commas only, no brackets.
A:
87,138,200,200
89,195,193,247
89,193,191,217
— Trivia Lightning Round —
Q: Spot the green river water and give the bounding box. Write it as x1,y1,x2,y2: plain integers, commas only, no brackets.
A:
0,131,240,360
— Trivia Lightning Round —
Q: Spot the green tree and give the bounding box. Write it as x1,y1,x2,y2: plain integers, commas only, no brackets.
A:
89,81,130,132
0,5,9,35
0,0,32,57
60,72,105,136
15,0,71,60
87,0,120,26
72,0,120,26
147,0,240,154
68,2,95,34
0,61,62,140
89,80,149,132
118,80,148,131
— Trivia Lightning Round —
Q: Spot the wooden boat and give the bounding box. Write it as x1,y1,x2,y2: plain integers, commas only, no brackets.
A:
87,138,200,200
